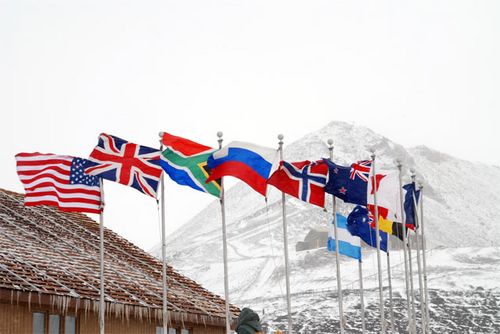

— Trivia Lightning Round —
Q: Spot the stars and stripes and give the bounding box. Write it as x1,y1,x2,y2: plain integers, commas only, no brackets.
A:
15,153,102,213
83,133,162,198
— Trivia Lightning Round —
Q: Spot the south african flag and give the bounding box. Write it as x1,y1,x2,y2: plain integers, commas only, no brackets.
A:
160,132,221,197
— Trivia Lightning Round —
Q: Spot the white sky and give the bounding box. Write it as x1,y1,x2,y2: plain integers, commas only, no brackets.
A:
1,0,499,250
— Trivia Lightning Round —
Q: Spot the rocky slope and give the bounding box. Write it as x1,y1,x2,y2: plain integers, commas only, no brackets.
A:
152,121,500,333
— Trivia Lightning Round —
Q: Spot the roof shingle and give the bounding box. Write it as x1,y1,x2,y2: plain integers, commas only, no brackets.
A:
0,188,239,326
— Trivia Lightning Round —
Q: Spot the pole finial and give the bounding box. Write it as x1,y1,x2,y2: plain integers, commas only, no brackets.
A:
327,139,334,152
217,131,223,149
396,159,402,169
327,139,334,160
370,148,376,159
277,134,284,154
159,131,164,138
410,168,416,181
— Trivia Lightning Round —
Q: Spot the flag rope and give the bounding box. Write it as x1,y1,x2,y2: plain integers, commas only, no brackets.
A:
328,139,345,333
264,200,286,299
370,151,386,333
278,134,294,334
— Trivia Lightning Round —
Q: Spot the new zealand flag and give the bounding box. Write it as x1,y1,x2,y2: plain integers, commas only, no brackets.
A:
323,159,372,206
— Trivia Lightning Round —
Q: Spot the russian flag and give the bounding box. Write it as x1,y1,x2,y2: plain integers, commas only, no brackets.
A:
327,213,362,261
206,141,278,196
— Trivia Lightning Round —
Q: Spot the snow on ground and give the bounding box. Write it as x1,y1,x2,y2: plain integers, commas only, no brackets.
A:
151,122,500,333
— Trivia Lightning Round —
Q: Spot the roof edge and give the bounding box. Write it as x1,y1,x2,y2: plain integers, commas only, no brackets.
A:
0,288,234,328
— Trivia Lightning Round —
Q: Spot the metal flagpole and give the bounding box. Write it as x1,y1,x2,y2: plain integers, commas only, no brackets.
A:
328,139,344,334
359,259,366,334
386,240,395,332
411,173,425,333
98,179,105,334
278,134,293,334
370,151,386,334
418,183,430,333
159,134,169,334
407,233,417,332
216,132,232,334
397,161,413,334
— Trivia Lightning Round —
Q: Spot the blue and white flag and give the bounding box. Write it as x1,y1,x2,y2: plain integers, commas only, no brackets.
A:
327,213,362,261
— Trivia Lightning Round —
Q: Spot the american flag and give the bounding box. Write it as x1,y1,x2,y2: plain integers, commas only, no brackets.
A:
15,153,102,214
83,133,162,198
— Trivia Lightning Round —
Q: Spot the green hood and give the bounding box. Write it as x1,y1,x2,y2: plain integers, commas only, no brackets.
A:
235,308,262,334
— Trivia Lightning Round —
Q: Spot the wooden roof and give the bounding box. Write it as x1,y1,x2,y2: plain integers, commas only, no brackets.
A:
0,188,239,327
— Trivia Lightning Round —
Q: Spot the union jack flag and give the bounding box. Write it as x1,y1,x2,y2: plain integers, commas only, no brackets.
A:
349,160,372,182
83,133,162,198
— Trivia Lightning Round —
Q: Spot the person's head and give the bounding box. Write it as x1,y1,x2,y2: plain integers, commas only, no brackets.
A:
236,307,263,334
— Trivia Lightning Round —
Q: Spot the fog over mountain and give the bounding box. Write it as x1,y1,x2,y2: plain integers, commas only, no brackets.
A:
152,121,500,333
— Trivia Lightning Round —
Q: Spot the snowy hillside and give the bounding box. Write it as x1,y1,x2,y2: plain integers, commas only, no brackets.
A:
152,121,500,332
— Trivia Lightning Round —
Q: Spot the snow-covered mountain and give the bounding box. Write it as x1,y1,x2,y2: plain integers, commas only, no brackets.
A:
152,121,500,333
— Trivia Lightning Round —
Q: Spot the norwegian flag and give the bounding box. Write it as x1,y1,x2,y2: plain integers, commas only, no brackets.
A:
267,160,328,207
83,133,162,198
349,160,372,182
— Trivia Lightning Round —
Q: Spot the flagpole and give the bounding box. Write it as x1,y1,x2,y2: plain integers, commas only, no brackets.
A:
370,150,386,334
418,182,430,333
328,139,344,333
217,132,232,334
159,134,168,334
98,179,105,334
386,241,395,332
411,172,426,333
407,232,417,332
278,134,293,334
359,259,366,334
397,161,413,334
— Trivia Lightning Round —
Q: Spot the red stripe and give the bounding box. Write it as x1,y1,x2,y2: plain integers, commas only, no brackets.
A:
15,152,59,158
24,182,101,196
25,192,101,205
19,173,70,186
16,159,72,167
17,166,70,177
207,161,267,196
24,201,101,214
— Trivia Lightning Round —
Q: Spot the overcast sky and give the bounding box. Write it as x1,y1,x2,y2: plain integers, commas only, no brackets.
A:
1,0,499,250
